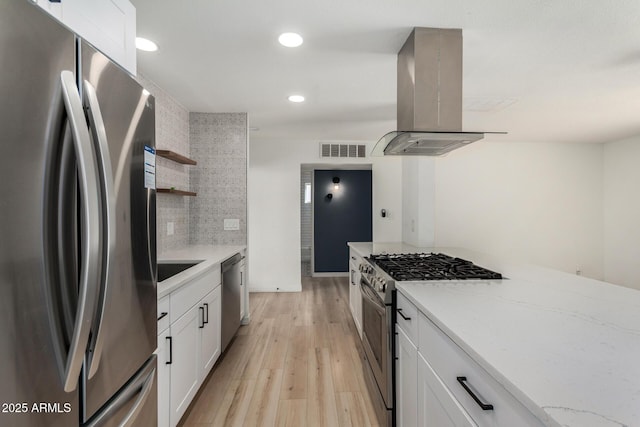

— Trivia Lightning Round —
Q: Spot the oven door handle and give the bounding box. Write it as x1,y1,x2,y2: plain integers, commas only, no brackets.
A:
360,281,386,313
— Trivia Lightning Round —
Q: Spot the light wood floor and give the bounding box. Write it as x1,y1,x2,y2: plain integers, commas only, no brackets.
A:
178,276,380,427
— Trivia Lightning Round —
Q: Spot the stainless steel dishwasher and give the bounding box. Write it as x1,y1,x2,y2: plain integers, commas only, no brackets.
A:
221,253,243,352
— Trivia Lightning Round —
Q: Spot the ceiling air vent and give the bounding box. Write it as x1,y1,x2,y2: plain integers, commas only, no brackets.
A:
320,143,366,158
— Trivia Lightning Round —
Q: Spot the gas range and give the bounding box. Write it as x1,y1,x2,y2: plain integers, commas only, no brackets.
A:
357,251,503,427
359,252,502,304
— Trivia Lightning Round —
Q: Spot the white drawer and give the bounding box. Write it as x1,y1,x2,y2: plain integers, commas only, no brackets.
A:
349,249,363,265
157,294,170,334
418,313,545,427
170,265,221,321
396,291,418,344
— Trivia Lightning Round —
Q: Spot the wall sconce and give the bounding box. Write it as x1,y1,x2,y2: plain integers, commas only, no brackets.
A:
332,176,340,190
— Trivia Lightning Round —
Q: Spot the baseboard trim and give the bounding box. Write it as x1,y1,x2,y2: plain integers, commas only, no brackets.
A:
311,272,349,278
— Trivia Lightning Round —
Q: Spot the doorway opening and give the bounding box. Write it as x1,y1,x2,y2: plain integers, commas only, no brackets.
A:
300,164,372,277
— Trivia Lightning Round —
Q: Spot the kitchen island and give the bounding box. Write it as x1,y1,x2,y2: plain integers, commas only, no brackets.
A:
348,242,640,427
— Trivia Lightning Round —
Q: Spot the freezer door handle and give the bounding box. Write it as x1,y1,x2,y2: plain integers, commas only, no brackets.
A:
59,70,102,393
83,79,117,379
119,363,156,427
84,355,157,427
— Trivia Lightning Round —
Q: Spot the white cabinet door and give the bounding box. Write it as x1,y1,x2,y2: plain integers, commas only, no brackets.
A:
34,0,62,20
239,259,246,321
170,304,201,427
62,0,136,74
35,0,136,74
349,266,357,317
354,275,362,338
200,286,221,376
396,326,418,427
157,328,171,427
348,260,362,338
417,353,477,427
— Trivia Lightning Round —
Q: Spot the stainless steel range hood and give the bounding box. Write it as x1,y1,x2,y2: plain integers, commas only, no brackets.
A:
373,27,501,156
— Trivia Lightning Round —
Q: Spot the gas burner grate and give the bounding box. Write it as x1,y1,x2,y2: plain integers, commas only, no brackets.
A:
368,253,502,281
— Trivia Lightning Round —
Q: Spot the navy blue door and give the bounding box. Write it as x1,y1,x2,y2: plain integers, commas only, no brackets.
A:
314,170,372,272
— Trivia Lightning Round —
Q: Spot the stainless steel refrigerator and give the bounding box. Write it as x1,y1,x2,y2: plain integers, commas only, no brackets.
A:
0,1,157,426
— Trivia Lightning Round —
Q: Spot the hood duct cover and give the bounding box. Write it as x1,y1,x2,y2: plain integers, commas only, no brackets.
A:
373,27,503,156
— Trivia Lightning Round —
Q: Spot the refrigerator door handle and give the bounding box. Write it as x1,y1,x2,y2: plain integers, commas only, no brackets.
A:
59,70,102,392
83,79,117,379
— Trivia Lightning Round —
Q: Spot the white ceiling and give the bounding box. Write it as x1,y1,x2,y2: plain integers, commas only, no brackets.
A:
132,0,640,145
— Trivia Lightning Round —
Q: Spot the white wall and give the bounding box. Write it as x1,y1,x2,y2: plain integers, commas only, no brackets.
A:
402,157,435,247
432,141,604,279
248,140,402,292
603,136,640,290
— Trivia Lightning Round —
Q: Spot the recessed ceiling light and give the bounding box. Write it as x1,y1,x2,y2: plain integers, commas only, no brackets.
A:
278,32,303,48
288,95,305,103
136,37,158,52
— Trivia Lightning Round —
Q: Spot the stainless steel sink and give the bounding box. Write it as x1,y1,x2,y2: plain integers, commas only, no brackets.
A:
157,261,202,282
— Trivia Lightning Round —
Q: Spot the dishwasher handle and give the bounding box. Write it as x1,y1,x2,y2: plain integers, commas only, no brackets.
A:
221,253,243,272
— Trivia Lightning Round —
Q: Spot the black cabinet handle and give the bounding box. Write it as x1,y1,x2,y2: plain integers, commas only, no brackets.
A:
199,307,205,328
166,336,172,365
240,271,243,286
457,377,494,410
397,308,411,321
157,312,168,321
203,303,209,324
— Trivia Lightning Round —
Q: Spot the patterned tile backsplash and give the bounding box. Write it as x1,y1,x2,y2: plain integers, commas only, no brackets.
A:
135,78,247,252
137,74,190,252
189,113,247,246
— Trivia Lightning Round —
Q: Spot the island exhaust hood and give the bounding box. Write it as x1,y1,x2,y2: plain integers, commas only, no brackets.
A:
372,27,503,156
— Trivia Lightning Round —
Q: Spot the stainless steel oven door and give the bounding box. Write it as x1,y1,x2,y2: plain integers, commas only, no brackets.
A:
360,279,393,407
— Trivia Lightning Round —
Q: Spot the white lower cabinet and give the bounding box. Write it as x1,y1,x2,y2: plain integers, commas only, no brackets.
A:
170,303,201,427
239,256,247,323
396,289,545,427
348,249,363,338
417,353,477,426
199,286,221,376
157,327,171,427
157,265,224,427
395,326,418,427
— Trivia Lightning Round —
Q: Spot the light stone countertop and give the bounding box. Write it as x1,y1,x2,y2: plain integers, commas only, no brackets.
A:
348,242,640,427
157,245,246,299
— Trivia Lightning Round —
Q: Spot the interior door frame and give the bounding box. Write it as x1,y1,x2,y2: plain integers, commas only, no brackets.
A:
304,163,372,277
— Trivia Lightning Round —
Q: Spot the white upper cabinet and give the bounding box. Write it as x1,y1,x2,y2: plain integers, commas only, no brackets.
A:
34,0,137,75
34,0,62,20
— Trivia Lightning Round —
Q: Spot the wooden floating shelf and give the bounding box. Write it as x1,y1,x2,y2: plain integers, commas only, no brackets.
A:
156,149,197,165
157,188,197,196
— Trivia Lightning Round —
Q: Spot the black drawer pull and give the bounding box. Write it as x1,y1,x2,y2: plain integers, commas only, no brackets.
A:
397,308,411,321
166,336,172,365
457,376,494,410
157,312,168,321
204,303,209,324
199,307,205,328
